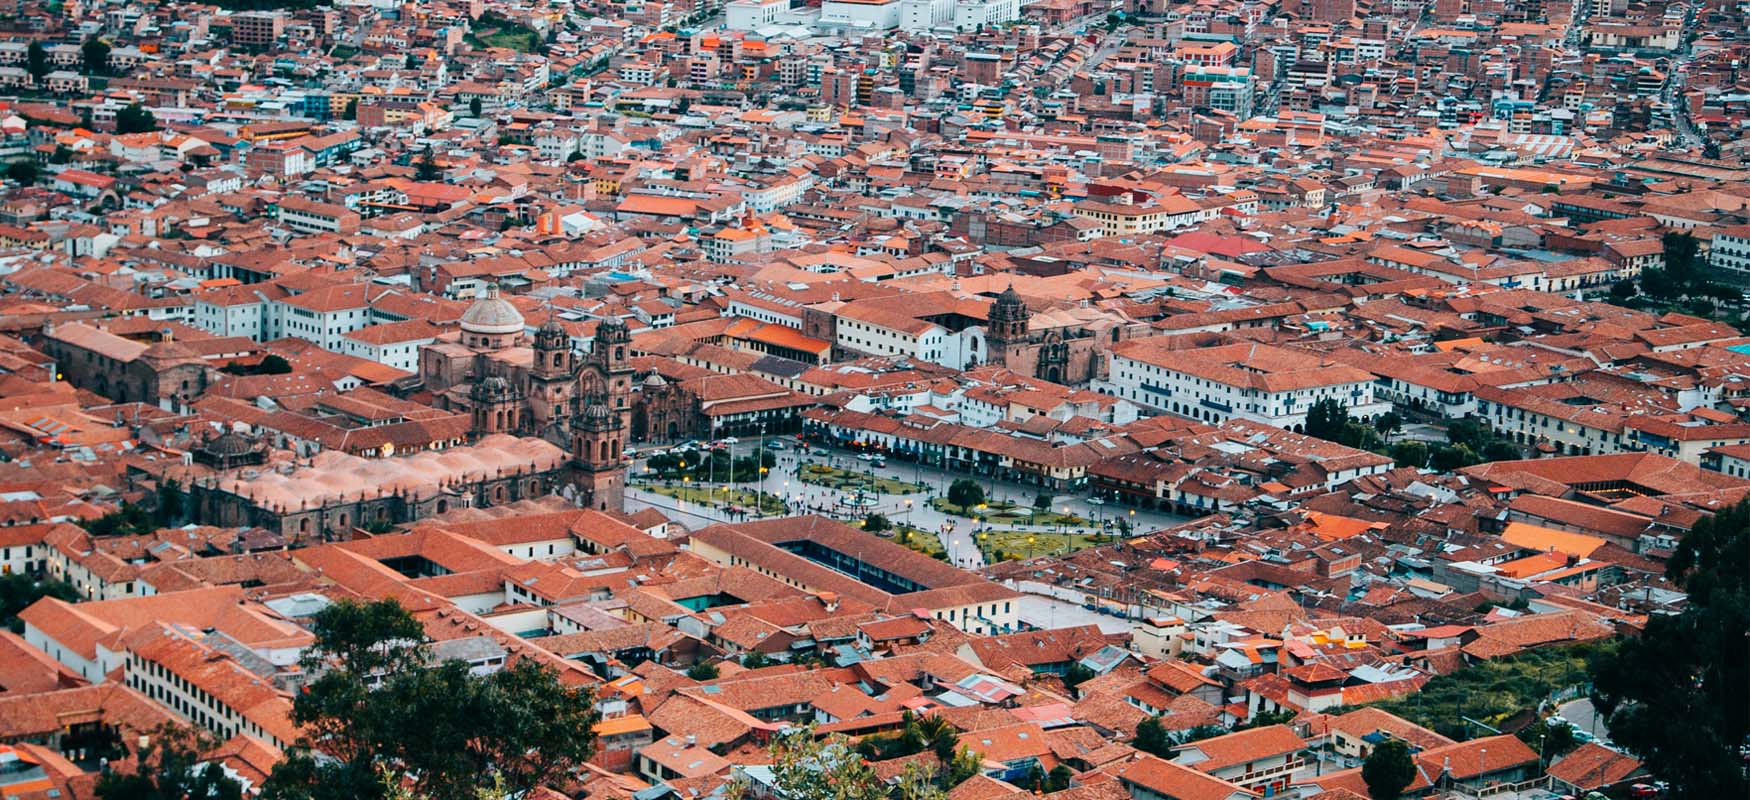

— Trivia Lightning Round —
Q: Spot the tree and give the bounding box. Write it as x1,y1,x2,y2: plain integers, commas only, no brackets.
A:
1062,662,1096,692
115,103,159,134
1662,231,1700,287
0,573,78,632
1389,441,1429,469
25,41,47,83
766,727,886,800
155,478,183,526
1133,716,1171,757
258,354,292,374
742,650,770,669
861,513,890,533
1305,399,1349,442
414,145,442,181
1429,444,1479,472
96,724,243,800
81,37,110,75
50,144,73,164
687,661,719,681
1609,279,1638,303
343,99,359,121
1045,765,1073,793
943,747,981,788
894,760,946,800
1033,493,1053,511
1481,440,1523,462
1361,739,1416,800
267,598,598,800
1373,412,1402,436
5,159,36,185
947,479,984,509
1591,499,1749,800
469,97,483,117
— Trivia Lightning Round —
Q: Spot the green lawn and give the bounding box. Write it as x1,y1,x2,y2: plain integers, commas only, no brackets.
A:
889,525,945,558
1361,643,1609,742
929,498,1086,527
643,484,786,515
467,27,540,53
797,463,925,495
973,530,1107,561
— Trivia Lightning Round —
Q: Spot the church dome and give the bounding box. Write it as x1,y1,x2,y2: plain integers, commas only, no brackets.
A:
204,431,255,457
460,284,525,336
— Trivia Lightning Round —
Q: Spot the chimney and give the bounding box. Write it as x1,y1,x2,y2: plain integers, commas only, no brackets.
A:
685,734,696,747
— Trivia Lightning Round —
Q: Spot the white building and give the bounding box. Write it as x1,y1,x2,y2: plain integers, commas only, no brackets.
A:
821,0,902,29
1100,339,1389,430
833,306,986,370
727,0,789,29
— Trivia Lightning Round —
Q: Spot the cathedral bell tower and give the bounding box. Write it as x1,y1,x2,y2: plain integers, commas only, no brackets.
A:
572,398,625,511
987,285,1030,367
529,316,574,431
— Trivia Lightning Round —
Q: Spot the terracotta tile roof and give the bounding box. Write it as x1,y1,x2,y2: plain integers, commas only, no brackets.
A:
1546,743,1644,790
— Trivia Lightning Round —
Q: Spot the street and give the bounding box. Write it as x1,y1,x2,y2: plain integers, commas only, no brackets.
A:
1555,697,1613,747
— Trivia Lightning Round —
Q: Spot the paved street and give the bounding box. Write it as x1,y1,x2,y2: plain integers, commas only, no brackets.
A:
1556,697,1613,746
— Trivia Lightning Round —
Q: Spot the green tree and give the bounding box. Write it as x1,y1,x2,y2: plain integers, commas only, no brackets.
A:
1373,412,1402,435
49,144,73,164
767,728,886,800
1481,440,1523,462
1661,231,1700,287
1045,765,1073,793
1305,398,1349,441
947,479,984,509
1167,724,1228,745
25,41,47,83
1609,279,1637,303
1062,661,1095,692
943,747,981,788
1033,493,1053,511
1592,499,1749,800
1430,444,1478,472
1133,716,1171,757
415,145,442,181
96,724,243,800
687,661,719,680
862,513,890,533
1361,739,1416,800
469,97,483,117
0,573,78,632
81,37,110,75
155,478,183,526
267,598,598,800
115,103,159,134
1389,441,1429,469
742,650,770,669
1641,268,1679,300
343,99,359,120
5,159,36,184
894,760,946,800
257,354,293,374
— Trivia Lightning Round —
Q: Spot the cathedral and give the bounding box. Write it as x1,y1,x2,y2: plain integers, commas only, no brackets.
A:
420,285,633,511
985,286,1143,385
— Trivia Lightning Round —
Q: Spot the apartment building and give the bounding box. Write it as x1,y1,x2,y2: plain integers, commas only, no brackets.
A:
1103,339,1390,430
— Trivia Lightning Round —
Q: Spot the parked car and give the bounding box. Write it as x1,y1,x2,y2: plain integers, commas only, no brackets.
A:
765,440,785,450
857,453,876,462
872,457,886,468
811,449,829,456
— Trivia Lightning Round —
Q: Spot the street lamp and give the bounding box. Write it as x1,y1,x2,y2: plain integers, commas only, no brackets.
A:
1027,535,1036,558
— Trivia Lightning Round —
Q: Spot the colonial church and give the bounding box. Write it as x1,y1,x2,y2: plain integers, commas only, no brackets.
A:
985,285,1142,385
420,285,633,511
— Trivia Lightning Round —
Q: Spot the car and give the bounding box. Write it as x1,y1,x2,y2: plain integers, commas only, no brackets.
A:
765,440,786,450
720,437,739,445
871,458,886,468
857,453,876,461
1629,785,1658,800
812,448,829,456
